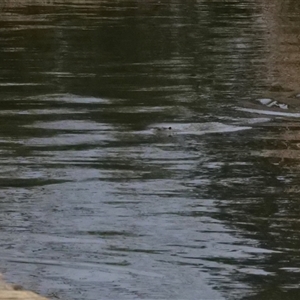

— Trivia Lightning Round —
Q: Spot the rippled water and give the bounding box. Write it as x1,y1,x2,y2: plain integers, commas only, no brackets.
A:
1,1,300,300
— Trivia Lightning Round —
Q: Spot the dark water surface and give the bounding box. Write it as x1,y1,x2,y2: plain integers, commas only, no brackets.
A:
1,1,300,299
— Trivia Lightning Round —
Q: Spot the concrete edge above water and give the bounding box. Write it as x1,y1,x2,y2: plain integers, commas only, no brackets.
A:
0,274,49,300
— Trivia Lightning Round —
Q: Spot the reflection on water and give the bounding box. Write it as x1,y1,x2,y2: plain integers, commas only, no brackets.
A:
1,1,300,300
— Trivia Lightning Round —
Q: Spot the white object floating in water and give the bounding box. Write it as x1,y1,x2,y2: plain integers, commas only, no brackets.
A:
236,107,300,117
278,103,288,109
257,98,273,106
256,98,288,109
